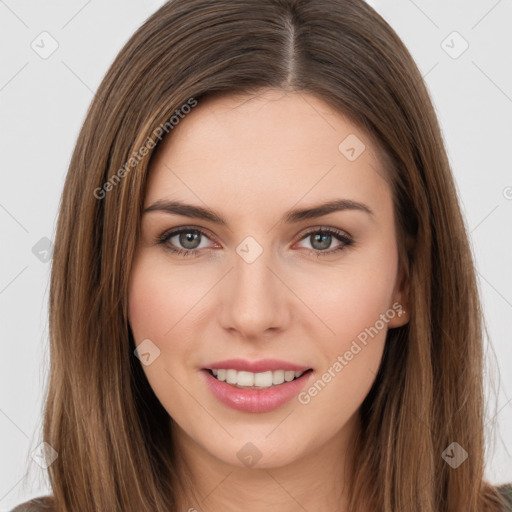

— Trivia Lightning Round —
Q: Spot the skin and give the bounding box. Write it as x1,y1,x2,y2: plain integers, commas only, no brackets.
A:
128,88,409,512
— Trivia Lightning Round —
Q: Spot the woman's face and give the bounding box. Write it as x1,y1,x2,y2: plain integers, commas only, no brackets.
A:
128,88,409,470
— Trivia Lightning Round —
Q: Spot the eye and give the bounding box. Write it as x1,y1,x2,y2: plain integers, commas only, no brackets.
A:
156,226,354,258
157,227,217,257
295,227,353,257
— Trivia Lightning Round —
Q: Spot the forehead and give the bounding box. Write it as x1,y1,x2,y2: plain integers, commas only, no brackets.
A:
145,89,392,224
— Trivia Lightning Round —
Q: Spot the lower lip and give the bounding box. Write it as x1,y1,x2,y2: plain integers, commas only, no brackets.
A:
201,369,314,413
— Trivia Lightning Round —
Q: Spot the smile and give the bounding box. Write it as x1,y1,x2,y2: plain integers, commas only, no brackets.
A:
201,368,314,413
209,368,310,389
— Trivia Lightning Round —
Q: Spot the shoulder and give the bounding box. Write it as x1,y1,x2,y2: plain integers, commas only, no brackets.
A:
497,483,512,511
9,496,54,512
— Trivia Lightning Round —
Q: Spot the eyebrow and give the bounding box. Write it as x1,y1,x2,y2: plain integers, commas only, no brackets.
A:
143,198,374,226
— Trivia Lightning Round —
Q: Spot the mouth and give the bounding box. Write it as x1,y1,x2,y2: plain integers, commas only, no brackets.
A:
204,368,314,390
201,366,315,413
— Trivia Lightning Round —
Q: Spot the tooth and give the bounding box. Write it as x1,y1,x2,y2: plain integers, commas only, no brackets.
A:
236,371,254,387
284,370,295,382
213,368,307,387
226,369,237,384
254,371,273,388
272,370,285,385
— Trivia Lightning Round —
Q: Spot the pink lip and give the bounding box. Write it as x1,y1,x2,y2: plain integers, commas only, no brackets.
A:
200,368,314,413
204,358,311,373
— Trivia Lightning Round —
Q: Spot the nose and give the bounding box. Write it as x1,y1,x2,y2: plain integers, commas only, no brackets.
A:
217,244,292,340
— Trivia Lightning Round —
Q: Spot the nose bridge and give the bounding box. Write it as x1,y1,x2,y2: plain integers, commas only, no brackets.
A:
219,234,288,336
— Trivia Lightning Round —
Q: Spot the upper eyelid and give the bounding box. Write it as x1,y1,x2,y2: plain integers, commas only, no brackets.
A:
159,225,217,243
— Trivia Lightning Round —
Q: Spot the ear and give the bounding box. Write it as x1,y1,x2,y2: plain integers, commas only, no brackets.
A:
387,259,410,328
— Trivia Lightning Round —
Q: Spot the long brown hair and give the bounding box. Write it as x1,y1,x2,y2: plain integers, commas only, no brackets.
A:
35,0,508,510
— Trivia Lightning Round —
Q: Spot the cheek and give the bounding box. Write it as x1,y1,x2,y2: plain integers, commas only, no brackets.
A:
127,256,188,408
128,277,167,342
299,243,398,400
307,255,397,349
128,254,201,343
128,252,215,404
127,255,199,417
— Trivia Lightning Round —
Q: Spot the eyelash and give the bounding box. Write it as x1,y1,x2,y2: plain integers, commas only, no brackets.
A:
156,226,354,258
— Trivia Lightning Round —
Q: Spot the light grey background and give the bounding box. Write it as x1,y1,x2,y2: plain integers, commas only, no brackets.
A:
1,0,511,509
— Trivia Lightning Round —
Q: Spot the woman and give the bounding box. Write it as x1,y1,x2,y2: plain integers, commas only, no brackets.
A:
12,0,512,510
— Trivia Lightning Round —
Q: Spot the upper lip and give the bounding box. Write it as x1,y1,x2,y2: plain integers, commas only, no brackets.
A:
204,358,312,373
